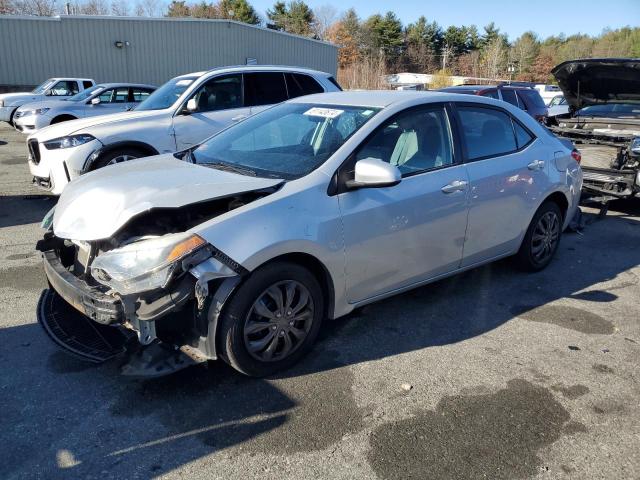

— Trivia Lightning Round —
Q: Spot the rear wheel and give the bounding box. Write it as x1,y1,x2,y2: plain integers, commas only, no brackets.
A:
516,201,563,271
217,261,324,377
90,148,145,171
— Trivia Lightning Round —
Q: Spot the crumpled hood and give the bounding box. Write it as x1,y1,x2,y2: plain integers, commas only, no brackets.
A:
552,58,640,109
16,99,72,113
0,92,44,106
53,154,283,241
33,109,161,142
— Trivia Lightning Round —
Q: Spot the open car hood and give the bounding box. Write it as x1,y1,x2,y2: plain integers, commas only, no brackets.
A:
552,58,640,110
53,155,282,241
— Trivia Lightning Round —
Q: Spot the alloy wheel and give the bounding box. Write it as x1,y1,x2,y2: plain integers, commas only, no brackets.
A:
243,280,314,362
531,211,560,264
107,154,137,165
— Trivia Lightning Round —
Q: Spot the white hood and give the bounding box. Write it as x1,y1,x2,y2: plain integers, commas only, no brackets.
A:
53,155,282,241
32,109,162,141
0,92,45,107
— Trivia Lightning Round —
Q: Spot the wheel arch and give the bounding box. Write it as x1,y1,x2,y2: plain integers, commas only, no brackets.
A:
543,190,569,220
84,140,159,171
50,114,77,124
252,252,336,321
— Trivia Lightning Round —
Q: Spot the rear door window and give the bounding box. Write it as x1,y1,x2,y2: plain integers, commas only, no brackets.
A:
82,80,93,89
517,89,546,110
457,106,518,160
512,121,534,149
244,72,288,107
131,88,153,102
500,89,519,107
481,89,499,99
285,73,324,98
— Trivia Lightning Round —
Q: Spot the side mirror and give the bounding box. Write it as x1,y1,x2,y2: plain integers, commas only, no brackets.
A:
44,89,52,96
184,98,197,114
345,158,401,190
90,97,101,105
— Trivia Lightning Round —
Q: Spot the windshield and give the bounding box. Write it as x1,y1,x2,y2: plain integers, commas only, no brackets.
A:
68,85,103,102
192,103,380,179
31,79,56,94
578,103,640,117
136,76,197,111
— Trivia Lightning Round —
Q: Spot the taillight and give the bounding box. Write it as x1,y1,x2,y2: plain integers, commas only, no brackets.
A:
571,149,581,164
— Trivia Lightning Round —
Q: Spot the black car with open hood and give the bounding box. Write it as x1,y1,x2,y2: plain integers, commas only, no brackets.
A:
549,58,640,199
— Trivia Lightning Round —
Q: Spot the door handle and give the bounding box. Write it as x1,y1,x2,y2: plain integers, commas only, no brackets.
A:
527,160,545,170
231,114,247,122
441,180,468,194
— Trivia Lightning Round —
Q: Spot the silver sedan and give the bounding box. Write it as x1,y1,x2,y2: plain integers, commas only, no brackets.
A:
37,91,582,377
13,83,156,134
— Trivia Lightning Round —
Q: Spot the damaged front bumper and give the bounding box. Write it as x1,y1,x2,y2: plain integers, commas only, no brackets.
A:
581,167,639,199
37,239,242,377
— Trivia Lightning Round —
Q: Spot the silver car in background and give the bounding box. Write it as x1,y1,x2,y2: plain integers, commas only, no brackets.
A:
37,91,582,378
13,83,156,134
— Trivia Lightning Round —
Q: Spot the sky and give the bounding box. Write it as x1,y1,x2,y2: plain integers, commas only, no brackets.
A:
247,0,640,40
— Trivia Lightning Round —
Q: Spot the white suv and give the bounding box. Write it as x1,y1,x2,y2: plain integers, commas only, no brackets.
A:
27,66,341,194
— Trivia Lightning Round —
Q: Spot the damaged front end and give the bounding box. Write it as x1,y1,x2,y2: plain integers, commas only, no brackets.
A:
36,190,275,377
550,123,640,198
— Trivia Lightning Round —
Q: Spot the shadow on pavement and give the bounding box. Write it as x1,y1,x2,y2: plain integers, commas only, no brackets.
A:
1,207,639,478
0,194,56,228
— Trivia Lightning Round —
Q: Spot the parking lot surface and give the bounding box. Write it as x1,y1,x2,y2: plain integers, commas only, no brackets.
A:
0,123,638,479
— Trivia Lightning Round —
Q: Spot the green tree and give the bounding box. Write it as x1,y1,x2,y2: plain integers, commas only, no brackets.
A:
363,11,404,58
217,0,260,24
267,1,315,36
166,0,190,16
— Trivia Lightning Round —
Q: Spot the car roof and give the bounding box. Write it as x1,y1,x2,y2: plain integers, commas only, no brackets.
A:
287,90,500,108
94,83,156,89
179,65,332,79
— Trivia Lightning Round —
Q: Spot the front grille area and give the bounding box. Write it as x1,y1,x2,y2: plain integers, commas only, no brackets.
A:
28,139,40,164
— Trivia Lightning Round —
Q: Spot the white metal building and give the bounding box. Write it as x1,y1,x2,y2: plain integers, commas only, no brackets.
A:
0,15,338,90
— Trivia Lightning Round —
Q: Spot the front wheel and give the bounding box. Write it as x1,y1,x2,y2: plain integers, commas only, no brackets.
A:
516,201,563,271
217,262,324,377
90,148,145,171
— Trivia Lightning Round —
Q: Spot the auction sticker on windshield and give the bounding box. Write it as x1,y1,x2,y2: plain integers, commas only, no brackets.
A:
304,107,344,119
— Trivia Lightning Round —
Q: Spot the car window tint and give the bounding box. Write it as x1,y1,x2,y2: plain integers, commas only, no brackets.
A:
131,88,152,102
458,106,518,160
244,72,288,107
51,80,78,96
355,106,454,176
327,76,342,91
518,89,546,109
191,74,242,112
285,73,324,98
500,89,519,107
113,87,129,103
98,89,115,103
481,89,499,99
513,121,534,149
82,81,93,89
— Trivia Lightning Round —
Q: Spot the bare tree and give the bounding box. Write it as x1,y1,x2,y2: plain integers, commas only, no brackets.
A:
135,0,161,16
77,0,108,14
110,0,129,15
11,0,57,15
0,0,16,14
312,4,337,41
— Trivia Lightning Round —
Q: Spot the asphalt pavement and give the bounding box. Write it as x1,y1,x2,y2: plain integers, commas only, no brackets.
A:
0,123,638,479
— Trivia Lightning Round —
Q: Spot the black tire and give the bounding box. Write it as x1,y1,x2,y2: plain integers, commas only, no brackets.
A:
217,261,324,377
8,108,17,127
516,201,563,272
90,148,146,171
